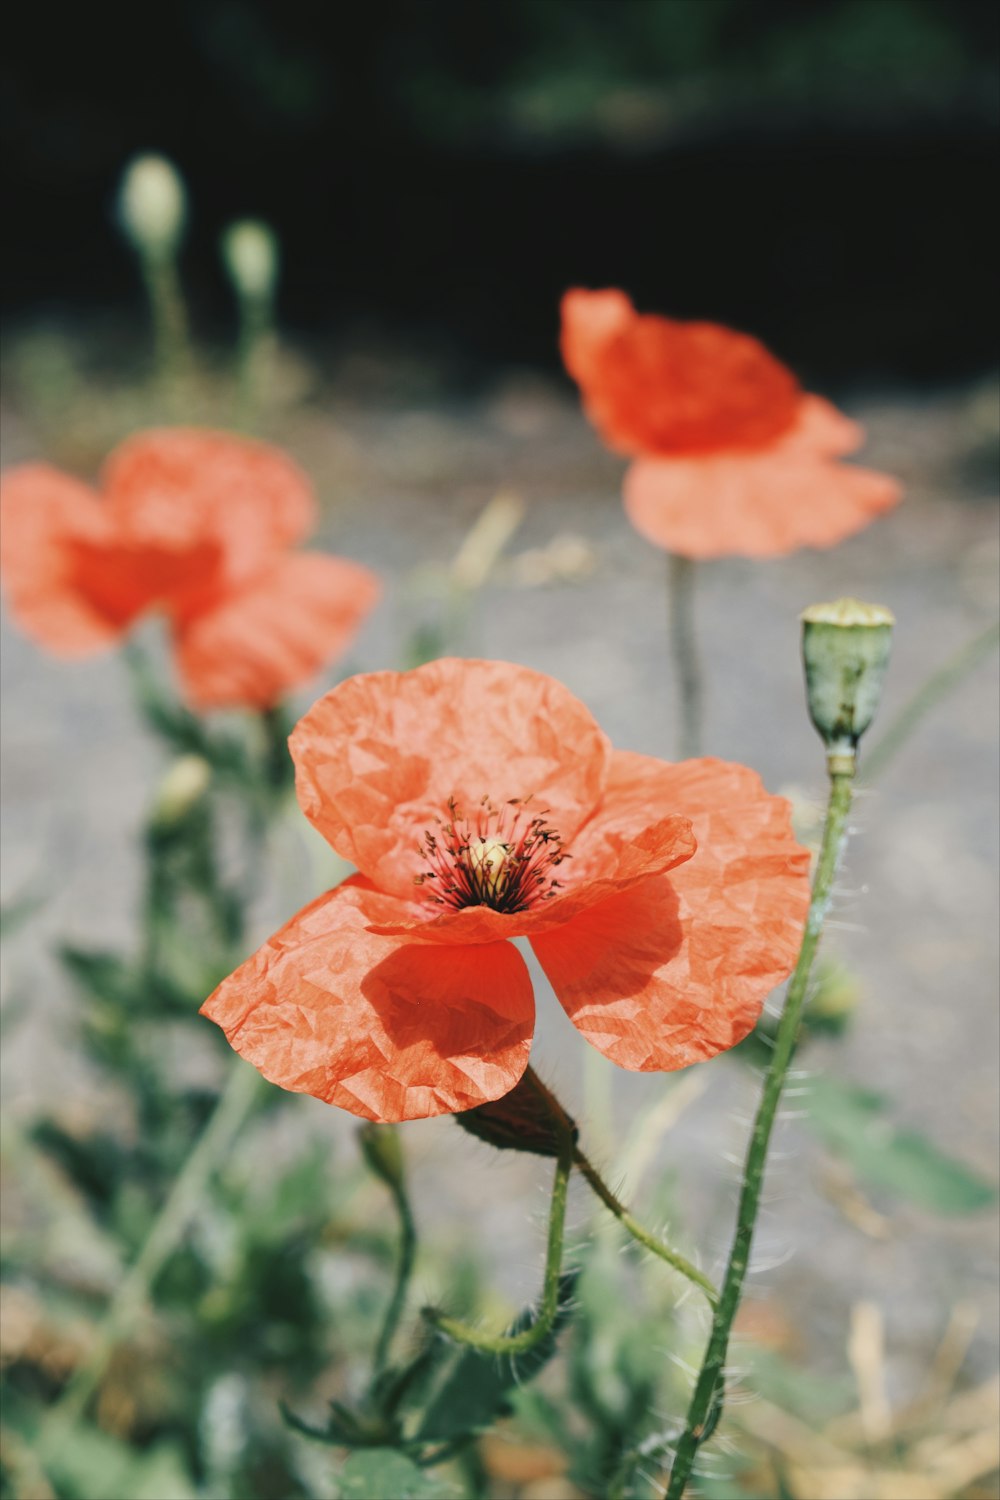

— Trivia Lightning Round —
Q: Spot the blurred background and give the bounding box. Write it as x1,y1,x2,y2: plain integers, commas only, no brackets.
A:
3,0,999,380
2,4,998,1499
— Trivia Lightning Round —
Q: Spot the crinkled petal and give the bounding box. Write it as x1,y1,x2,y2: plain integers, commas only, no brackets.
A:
201,878,535,1121
362,813,696,945
102,429,316,590
290,659,612,897
561,287,800,456
0,464,133,654
531,755,810,1070
173,552,380,711
623,439,901,559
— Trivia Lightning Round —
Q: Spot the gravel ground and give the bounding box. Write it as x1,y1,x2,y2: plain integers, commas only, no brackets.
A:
2,354,997,1411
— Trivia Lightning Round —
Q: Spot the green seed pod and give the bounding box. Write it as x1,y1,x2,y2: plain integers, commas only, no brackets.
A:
801,598,894,771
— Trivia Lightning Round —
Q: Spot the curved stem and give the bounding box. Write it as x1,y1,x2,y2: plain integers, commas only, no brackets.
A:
373,1158,417,1375
667,554,703,761
40,1059,261,1449
665,764,856,1498
428,1119,574,1356
862,619,999,783
574,1148,718,1307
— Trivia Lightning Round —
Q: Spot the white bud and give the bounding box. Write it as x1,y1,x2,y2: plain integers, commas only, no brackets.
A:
221,220,279,303
118,154,187,258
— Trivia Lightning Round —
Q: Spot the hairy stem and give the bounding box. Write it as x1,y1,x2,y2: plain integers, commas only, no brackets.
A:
574,1148,718,1306
40,1060,261,1448
668,554,703,761
428,1117,574,1356
665,764,856,1498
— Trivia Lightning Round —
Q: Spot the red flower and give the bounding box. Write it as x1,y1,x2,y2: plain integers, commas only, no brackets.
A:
202,659,811,1122
561,288,901,558
0,429,380,709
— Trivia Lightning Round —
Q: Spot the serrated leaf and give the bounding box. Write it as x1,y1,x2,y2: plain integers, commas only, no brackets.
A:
806,1075,998,1215
337,1450,447,1499
416,1268,578,1443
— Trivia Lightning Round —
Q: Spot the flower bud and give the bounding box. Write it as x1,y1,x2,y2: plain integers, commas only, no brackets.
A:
801,598,894,771
358,1122,405,1193
150,754,211,830
221,220,280,304
454,1071,578,1158
117,154,187,259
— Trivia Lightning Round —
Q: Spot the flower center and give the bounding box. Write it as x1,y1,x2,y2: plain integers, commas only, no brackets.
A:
414,796,568,913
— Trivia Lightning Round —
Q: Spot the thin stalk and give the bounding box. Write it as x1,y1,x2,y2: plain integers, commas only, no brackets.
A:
141,251,193,397
574,1149,718,1307
667,554,703,760
428,1119,574,1356
862,619,999,783
40,1059,261,1448
373,1165,418,1376
665,763,856,1499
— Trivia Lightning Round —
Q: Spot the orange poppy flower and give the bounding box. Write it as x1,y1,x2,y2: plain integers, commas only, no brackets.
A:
202,659,811,1121
0,430,380,710
561,288,901,558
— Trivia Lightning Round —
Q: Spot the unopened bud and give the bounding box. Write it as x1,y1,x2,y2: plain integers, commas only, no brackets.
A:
221,220,279,304
358,1122,405,1193
801,599,894,772
150,754,211,830
118,154,187,259
454,1071,577,1158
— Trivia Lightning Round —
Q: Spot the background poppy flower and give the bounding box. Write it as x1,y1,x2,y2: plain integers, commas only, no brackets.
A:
202,659,811,1122
561,288,901,558
0,429,380,710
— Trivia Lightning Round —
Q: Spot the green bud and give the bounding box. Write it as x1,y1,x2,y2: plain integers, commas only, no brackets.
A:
454,1072,577,1158
221,220,280,304
118,154,187,260
358,1122,405,1193
149,754,211,830
801,598,894,772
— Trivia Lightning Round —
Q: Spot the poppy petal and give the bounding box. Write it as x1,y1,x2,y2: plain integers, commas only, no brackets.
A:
531,755,810,1070
0,463,130,654
102,429,316,589
201,878,535,1121
623,446,901,559
290,659,612,897
561,288,801,456
173,551,380,710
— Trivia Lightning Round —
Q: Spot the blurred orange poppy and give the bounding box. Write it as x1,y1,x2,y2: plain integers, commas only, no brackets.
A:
0,429,380,710
202,659,810,1121
561,288,901,558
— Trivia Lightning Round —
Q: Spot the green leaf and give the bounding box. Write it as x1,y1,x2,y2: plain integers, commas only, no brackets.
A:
805,1075,998,1215
337,1450,447,1499
416,1269,578,1443
43,1427,197,1500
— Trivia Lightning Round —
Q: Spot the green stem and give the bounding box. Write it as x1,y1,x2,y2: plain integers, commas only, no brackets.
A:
665,763,855,1499
862,619,999,783
668,554,703,761
39,1059,261,1449
373,1166,418,1376
141,250,192,397
428,1118,574,1356
574,1148,718,1307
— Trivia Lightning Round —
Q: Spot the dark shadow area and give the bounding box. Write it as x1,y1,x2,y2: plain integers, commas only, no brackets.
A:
2,0,998,384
